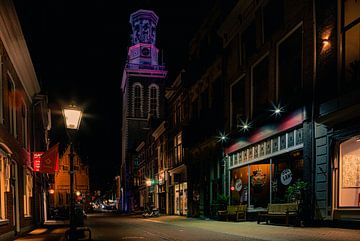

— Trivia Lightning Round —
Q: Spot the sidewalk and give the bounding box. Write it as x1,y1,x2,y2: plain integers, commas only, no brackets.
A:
145,215,360,241
13,220,68,241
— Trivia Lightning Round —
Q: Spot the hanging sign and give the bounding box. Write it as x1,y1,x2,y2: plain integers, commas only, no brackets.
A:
33,152,44,172
235,179,243,191
280,168,292,185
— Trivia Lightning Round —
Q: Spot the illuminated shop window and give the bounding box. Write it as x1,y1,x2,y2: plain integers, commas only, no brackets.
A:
230,166,249,205
250,161,271,208
271,151,303,203
339,137,360,207
0,155,10,220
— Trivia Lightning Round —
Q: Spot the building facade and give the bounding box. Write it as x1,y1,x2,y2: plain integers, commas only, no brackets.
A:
219,0,315,222
0,0,51,239
51,145,90,209
125,0,360,224
120,9,167,212
313,0,360,221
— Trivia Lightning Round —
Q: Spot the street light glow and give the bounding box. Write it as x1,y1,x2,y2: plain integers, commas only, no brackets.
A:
271,103,284,117
63,106,83,130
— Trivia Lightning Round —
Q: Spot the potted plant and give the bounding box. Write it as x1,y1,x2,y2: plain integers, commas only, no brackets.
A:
215,193,229,211
286,180,308,203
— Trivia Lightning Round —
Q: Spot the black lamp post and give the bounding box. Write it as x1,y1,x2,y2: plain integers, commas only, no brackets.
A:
63,105,83,240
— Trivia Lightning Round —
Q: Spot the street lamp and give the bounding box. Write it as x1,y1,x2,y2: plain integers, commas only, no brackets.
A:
63,105,82,240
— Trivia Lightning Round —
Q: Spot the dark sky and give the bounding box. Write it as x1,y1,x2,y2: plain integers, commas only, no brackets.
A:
13,0,214,192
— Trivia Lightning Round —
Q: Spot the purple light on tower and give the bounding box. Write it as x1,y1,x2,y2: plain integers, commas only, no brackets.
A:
127,10,163,69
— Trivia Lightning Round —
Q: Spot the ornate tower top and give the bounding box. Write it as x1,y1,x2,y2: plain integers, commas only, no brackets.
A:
124,9,167,79
130,9,159,45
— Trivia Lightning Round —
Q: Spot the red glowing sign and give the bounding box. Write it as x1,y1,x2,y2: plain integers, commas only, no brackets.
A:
33,152,44,172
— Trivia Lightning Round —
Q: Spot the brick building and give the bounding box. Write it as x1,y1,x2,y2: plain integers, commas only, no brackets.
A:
51,145,90,209
0,0,51,239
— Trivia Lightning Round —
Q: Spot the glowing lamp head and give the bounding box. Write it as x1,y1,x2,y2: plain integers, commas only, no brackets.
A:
49,189,55,194
63,105,83,130
275,108,281,114
76,191,81,196
230,186,235,191
146,179,152,187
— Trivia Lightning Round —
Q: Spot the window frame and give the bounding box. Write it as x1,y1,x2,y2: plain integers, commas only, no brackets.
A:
230,74,246,129
132,83,143,118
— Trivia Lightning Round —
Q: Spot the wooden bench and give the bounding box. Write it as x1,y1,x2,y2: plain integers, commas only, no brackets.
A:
218,204,247,221
257,203,299,226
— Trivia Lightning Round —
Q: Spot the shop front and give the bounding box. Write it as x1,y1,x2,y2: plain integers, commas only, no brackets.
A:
228,127,304,210
168,164,188,216
225,109,306,214
331,134,360,220
157,172,166,213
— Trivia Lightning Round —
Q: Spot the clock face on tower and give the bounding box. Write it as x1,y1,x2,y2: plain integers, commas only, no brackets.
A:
141,47,150,56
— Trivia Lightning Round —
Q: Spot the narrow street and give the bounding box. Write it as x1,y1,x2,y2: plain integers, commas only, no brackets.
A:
82,213,360,241
85,214,257,241
13,213,360,241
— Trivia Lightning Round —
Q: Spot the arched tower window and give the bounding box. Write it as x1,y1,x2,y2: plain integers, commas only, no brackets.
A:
148,84,159,118
132,83,143,117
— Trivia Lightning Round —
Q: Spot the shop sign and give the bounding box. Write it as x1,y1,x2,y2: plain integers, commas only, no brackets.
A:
281,168,292,185
235,179,243,191
33,152,44,172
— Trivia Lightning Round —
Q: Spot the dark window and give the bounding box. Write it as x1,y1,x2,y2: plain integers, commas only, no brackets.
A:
231,79,246,129
133,85,142,117
191,98,198,121
225,34,240,78
149,86,158,117
252,56,270,115
242,21,257,63
263,0,284,42
278,27,303,105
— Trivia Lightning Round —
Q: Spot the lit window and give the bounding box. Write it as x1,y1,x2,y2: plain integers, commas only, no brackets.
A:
174,133,183,165
0,155,10,220
23,169,33,217
342,0,360,92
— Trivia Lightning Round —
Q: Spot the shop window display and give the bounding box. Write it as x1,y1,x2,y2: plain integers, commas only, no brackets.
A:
339,137,360,207
250,161,270,208
230,166,249,204
271,151,304,203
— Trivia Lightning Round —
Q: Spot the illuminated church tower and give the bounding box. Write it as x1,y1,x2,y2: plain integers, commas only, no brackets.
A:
120,10,167,212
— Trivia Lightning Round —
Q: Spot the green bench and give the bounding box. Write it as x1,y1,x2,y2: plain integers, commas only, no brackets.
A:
218,204,247,221
257,203,299,226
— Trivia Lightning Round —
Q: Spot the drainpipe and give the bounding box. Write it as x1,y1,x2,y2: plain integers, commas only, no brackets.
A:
310,0,317,225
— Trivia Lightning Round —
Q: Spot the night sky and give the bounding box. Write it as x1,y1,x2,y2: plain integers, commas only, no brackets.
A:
13,0,214,192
